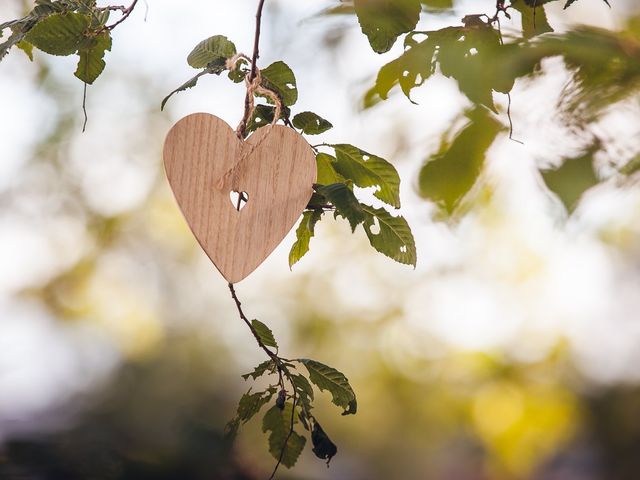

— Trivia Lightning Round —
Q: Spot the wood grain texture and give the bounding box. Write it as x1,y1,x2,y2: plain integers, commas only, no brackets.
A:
163,113,317,283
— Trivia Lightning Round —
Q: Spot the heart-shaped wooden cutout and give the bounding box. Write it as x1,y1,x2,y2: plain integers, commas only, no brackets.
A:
163,113,316,283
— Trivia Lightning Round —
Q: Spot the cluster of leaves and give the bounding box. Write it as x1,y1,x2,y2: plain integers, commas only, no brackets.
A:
225,319,357,470
163,34,417,268
330,0,640,216
0,0,133,84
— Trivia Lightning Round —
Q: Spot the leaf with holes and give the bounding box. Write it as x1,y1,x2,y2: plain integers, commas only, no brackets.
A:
24,12,90,56
316,153,345,185
365,32,437,105
245,104,290,134
316,183,365,232
292,111,333,135
74,31,111,84
262,403,306,468
289,210,323,268
331,144,401,208
187,35,236,69
298,359,357,415
354,0,421,54
251,319,278,350
361,204,416,266
260,61,298,107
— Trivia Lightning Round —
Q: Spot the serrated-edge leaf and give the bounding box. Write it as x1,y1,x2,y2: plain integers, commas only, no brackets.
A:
292,111,333,135
361,204,417,266
299,359,357,415
187,34,236,69
354,0,421,54
316,153,345,185
237,389,275,424
161,67,225,110
242,359,275,380
316,183,366,232
24,12,90,56
260,60,298,107
251,319,278,350
331,144,401,208
262,404,306,468
289,210,323,268
74,31,111,84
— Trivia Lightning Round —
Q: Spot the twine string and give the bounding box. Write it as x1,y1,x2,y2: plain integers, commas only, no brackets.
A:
215,54,283,191
226,53,282,137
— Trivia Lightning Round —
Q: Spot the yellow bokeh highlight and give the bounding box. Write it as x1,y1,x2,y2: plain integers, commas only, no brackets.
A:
471,380,579,476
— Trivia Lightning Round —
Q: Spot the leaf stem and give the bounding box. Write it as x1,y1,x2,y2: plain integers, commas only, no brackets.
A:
268,392,298,480
227,282,279,362
105,0,138,30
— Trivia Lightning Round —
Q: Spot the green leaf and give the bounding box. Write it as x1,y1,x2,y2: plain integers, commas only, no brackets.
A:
316,153,345,185
311,421,338,465
251,319,278,350
289,210,323,268
365,32,436,105
242,359,275,380
418,108,502,214
237,389,275,424
361,204,416,266
16,40,34,60
187,35,236,69
290,374,315,404
298,359,357,415
292,111,333,135
511,0,553,38
260,61,298,107
435,25,502,111
24,12,90,56
316,183,366,232
354,0,421,54
245,104,290,134
262,404,306,468
331,144,401,208
161,68,224,111
74,31,111,84
541,144,599,213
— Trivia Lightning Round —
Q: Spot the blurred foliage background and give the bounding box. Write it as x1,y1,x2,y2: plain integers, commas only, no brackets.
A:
1,0,640,479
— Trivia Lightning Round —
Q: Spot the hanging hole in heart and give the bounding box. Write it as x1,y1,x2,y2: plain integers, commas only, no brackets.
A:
230,190,249,211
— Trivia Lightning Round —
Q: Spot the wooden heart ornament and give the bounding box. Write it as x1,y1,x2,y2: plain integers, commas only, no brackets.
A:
163,113,316,283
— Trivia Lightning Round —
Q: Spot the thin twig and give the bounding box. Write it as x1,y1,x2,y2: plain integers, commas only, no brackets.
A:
506,92,524,144
105,0,139,31
82,82,88,132
237,0,268,139
228,283,279,362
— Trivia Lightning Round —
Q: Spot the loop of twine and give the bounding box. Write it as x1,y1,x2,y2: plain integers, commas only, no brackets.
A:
226,53,282,137
216,54,283,191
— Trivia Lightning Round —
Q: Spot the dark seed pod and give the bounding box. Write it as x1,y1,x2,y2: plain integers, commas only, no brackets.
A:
276,389,286,410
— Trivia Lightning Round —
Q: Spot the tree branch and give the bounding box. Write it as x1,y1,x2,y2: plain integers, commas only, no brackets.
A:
227,282,279,362
237,0,267,138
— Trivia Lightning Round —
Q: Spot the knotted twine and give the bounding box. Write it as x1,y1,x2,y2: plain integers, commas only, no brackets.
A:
216,53,283,192
225,53,282,138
